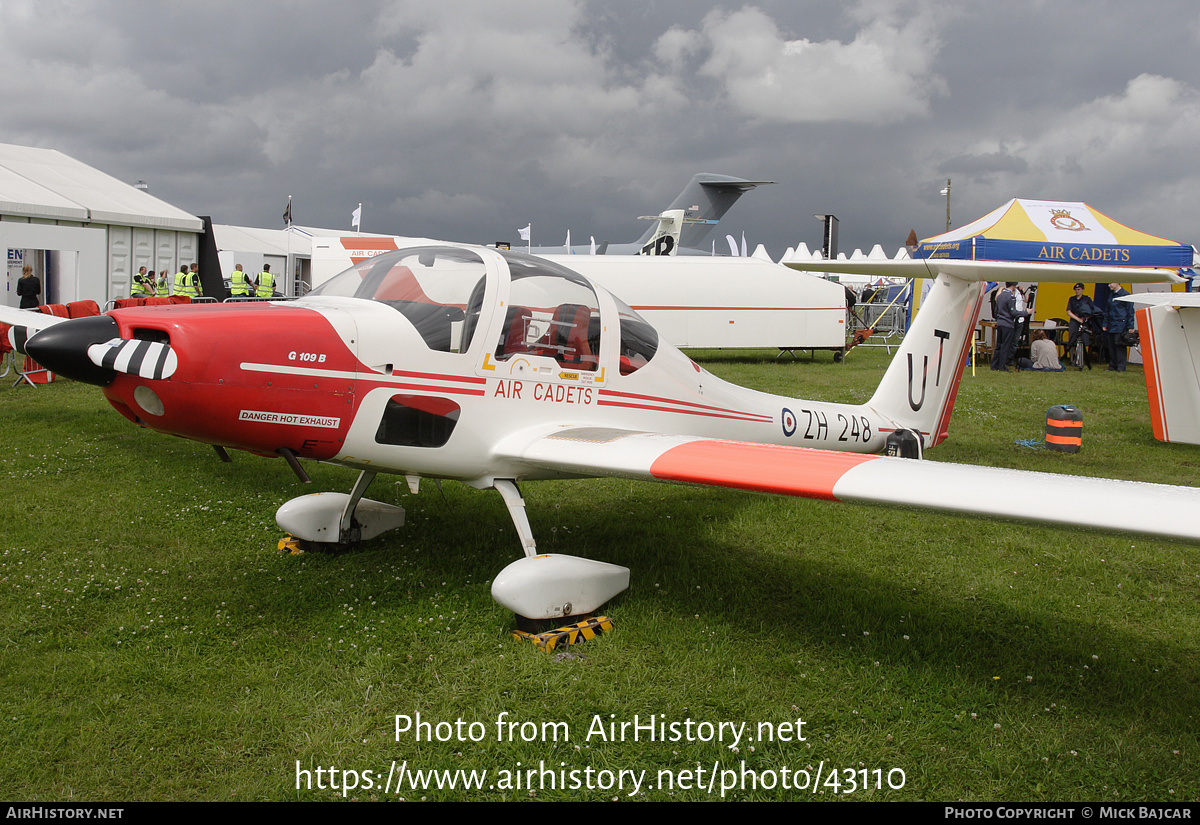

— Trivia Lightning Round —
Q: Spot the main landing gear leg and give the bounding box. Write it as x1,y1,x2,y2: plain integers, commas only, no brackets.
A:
494,479,537,558
489,478,629,627
339,470,378,544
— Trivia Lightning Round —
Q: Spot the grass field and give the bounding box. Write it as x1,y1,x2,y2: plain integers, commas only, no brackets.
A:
1,347,1197,801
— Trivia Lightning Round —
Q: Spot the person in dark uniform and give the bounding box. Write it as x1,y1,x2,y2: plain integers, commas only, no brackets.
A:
991,282,1027,371
1064,283,1096,369
17,265,41,308
1102,282,1134,372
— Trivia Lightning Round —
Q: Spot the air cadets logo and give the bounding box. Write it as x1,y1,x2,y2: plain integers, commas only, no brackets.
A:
1049,209,1087,232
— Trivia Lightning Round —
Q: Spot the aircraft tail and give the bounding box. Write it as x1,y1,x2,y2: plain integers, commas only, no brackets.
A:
1122,294,1200,445
781,257,1182,452
867,273,985,449
637,209,685,256
634,174,774,250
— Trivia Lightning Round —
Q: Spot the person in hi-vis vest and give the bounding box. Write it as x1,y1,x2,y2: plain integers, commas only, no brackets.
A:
256,264,276,297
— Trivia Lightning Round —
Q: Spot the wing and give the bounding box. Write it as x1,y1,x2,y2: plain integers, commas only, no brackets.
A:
783,258,1182,284
496,426,1200,543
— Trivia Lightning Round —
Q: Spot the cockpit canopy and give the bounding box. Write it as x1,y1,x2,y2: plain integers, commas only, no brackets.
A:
493,252,602,371
310,245,658,372
310,246,486,352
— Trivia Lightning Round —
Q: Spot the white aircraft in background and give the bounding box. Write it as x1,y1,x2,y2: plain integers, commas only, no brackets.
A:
4,245,1197,625
522,173,773,256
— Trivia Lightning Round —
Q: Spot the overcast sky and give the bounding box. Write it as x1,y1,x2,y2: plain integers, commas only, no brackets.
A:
3,0,1199,258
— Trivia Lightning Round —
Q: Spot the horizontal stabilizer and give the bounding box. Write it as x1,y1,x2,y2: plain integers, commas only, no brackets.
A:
699,179,776,191
637,173,775,249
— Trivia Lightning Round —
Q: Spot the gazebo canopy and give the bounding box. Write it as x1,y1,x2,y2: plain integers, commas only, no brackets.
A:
915,198,1191,268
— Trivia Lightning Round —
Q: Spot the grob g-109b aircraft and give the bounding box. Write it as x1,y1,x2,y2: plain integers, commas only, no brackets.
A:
10,244,1200,622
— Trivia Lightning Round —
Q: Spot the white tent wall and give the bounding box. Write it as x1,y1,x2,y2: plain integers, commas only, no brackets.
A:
132,226,155,281
108,225,199,299
0,220,199,306
264,255,286,291
108,226,131,297
176,231,198,280
155,230,178,284
1,220,105,308
221,252,265,282
49,250,79,305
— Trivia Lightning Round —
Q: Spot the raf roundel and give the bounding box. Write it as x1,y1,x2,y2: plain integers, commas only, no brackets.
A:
781,407,797,438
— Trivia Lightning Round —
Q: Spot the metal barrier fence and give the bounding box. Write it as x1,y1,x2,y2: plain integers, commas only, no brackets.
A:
849,283,912,354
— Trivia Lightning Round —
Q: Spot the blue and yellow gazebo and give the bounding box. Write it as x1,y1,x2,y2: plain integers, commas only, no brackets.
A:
914,198,1192,269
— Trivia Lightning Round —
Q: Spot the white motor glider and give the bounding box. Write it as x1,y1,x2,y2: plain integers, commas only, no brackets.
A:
4,244,1195,623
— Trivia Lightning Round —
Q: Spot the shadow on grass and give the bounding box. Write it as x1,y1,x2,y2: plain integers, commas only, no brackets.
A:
278,477,1200,746
6,380,1197,763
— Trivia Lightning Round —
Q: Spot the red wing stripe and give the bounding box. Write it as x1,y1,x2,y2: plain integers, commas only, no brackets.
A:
650,440,880,500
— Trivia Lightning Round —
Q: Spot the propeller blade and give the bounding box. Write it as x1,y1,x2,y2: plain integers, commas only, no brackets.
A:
87,338,178,380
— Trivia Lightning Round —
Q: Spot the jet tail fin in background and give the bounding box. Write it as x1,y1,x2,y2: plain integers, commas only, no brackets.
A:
636,209,722,256
634,174,774,250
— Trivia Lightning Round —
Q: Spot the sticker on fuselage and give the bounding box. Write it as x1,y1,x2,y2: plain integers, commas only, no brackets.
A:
239,410,341,428
781,407,797,437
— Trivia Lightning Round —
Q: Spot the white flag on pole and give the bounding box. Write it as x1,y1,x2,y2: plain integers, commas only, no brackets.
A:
518,224,531,241
351,204,362,231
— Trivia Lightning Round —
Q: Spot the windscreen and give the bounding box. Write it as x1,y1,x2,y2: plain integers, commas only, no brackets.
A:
310,247,487,352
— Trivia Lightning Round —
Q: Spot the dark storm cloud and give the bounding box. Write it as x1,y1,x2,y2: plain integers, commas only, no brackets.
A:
2,0,1199,256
